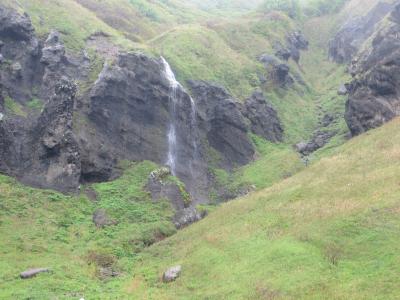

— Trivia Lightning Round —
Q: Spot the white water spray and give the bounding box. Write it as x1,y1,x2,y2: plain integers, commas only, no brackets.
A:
161,57,199,177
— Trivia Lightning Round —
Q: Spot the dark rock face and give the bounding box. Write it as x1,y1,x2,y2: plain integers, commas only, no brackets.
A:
242,91,283,143
0,79,81,192
0,6,42,103
0,5,284,207
88,53,172,164
188,80,255,169
329,2,394,64
345,4,400,135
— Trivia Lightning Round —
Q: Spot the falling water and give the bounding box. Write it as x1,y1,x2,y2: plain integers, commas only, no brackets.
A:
161,57,199,178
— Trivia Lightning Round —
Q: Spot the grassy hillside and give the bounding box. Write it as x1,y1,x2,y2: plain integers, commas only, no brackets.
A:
2,115,397,299
0,161,177,299
127,117,400,299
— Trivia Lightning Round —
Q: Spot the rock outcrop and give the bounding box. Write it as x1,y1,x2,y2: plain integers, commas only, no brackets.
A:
258,31,308,89
329,2,394,64
188,80,255,169
0,5,285,208
242,91,283,143
345,3,400,135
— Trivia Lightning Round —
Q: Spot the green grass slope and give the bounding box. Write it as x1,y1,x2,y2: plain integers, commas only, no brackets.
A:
126,117,400,299
0,161,177,299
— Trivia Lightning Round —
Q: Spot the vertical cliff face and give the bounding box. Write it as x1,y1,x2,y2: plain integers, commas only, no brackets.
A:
0,4,287,206
342,3,400,135
328,2,394,64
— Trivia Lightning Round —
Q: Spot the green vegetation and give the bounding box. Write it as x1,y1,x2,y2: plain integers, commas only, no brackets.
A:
4,95,27,117
127,117,400,299
26,98,44,112
0,161,176,299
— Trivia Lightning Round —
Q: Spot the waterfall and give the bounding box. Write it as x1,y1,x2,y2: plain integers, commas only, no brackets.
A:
161,57,199,178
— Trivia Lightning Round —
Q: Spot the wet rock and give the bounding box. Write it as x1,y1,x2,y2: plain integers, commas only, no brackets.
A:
20,268,50,279
163,266,181,283
242,91,283,142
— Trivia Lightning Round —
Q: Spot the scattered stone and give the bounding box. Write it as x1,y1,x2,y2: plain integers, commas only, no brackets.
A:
99,267,120,279
162,265,181,283
85,187,98,202
338,84,348,95
20,268,50,279
92,209,117,228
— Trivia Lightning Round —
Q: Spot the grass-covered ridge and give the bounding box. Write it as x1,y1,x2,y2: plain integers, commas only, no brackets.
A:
127,117,400,299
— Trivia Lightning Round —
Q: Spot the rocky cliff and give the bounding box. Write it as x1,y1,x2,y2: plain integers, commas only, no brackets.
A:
328,1,400,136
0,5,284,206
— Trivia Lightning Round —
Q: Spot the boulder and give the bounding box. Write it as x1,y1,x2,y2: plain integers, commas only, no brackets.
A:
286,31,309,51
162,265,182,283
93,209,117,228
273,63,294,88
173,207,203,229
274,42,291,61
146,167,191,211
338,84,348,95
20,268,50,279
